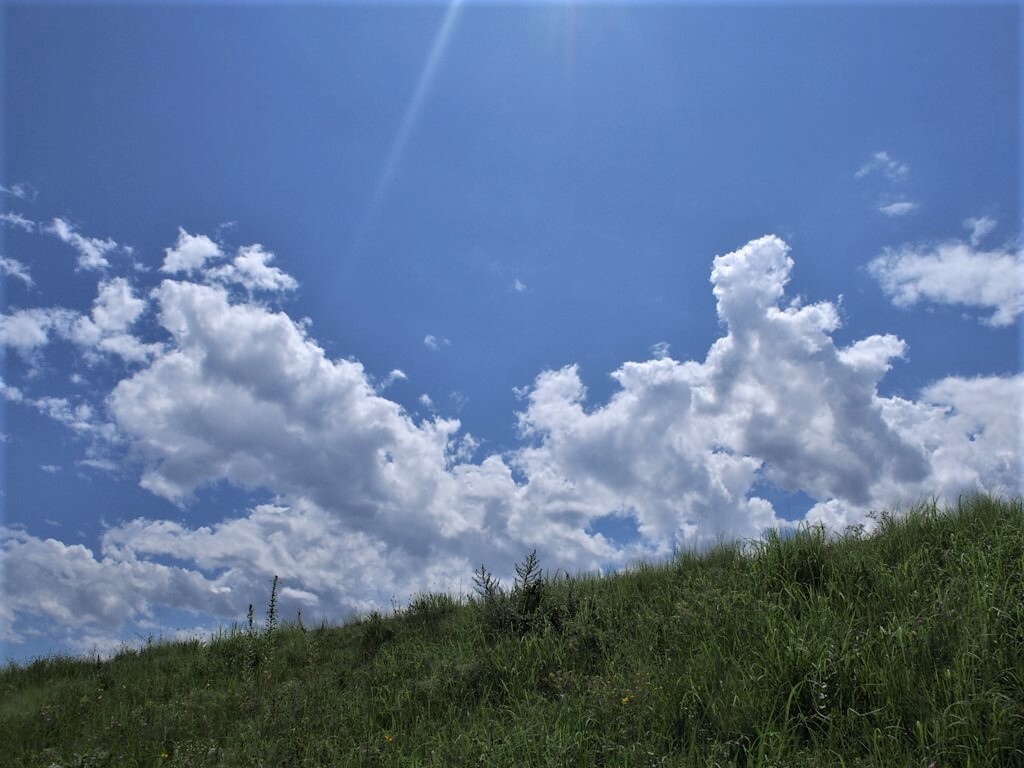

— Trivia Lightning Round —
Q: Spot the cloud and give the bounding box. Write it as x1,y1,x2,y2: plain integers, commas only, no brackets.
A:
0,256,34,287
0,377,118,461
0,182,36,201
1,378,25,403
1,211,35,231
0,307,77,354
649,341,671,359
0,527,237,647
424,334,450,350
45,218,124,270
101,503,421,617
856,152,917,216
162,228,223,274
878,201,918,217
512,236,935,547
71,277,159,364
108,280,463,550
205,244,298,293
513,278,527,293
1,278,157,365
79,457,120,473
2,230,1019,657
855,150,909,182
868,240,1023,327
31,396,112,437
964,216,997,247
91,277,147,333
379,369,408,390
162,230,296,294
915,376,1023,496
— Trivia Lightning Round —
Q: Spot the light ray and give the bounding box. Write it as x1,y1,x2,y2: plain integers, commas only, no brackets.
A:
348,0,464,262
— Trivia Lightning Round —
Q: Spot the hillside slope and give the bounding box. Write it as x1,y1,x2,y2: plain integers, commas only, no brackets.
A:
2,495,1022,767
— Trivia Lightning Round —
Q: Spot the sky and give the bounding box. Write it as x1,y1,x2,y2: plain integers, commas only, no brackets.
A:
0,1,1020,664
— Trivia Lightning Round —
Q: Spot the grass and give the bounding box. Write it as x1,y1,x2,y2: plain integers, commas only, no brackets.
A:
2,494,1022,767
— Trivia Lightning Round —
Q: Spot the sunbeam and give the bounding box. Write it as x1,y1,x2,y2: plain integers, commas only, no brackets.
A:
347,0,465,263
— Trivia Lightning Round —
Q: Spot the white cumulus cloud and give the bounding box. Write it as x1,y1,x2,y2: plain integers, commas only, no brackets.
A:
0,278,156,364
868,240,1023,327
91,277,147,333
0,527,237,647
162,230,295,294
1,230,1019,659
205,244,298,293
511,236,931,549
0,307,77,354
108,279,461,548
162,228,223,274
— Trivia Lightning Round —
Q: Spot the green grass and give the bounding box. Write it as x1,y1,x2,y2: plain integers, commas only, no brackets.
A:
2,495,1022,767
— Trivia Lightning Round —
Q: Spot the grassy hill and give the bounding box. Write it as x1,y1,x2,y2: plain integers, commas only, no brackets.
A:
2,495,1022,767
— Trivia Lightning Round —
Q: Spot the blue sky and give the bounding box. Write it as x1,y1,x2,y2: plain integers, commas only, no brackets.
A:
1,1,1020,663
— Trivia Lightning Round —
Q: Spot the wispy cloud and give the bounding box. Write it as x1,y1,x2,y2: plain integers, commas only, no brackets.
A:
868,238,1023,327
1,211,35,231
0,182,37,201
649,341,670,359
513,278,527,293
45,218,124,271
878,201,918,217
424,334,450,351
0,256,34,287
855,150,909,182
964,216,997,247
32,396,106,436
856,152,918,216
0,378,25,403
379,369,408,390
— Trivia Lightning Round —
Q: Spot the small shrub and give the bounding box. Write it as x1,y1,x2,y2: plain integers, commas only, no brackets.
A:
472,550,577,639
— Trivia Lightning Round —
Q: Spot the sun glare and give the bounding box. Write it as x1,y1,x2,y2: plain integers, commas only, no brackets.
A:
347,0,465,263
